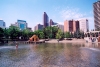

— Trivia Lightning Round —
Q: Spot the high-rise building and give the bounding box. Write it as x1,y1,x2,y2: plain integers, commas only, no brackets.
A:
0,20,6,28
69,20,74,32
93,1,100,30
34,26,37,31
34,24,43,31
43,12,49,28
51,24,64,32
64,20,69,32
75,21,80,31
11,20,27,30
11,22,18,27
27,27,33,32
49,19,54,26
79,19,89,32
17,20,27,30
64,20,80,33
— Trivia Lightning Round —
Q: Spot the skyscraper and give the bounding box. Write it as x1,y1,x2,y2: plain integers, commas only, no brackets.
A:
79,19,89,32
49,19,54,26
34,24,43,31
43,12,49,28
93,1,100,30
17,20,27,30
64,20,80,33
75,21,80,31
51,24,64,32
0,20,6,28
64,20,69,32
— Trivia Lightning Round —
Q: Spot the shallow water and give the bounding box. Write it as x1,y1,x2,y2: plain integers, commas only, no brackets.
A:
0,43,100,67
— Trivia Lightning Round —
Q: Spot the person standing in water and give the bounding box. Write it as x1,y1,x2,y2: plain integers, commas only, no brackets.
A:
16,44,18,49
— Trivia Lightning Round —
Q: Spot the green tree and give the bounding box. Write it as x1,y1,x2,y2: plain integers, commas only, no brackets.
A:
56,29,63,39
21,29,30,40
45,27,52,38
43,26,58,39
74,30,84,38
51,26,58,38
0,27,4,43
64,32,70,38
0,27,4,39
9,26,20,40
28,32,34,38
70,32,73,38
38,31,44,39
80,31,84,38
4,28,10,39
34,30,44,39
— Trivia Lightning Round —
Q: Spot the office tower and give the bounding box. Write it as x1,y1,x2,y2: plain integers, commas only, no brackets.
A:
75,21,80,31
49,19,54,26
34,26,37,31
0,20,6,28
17,20,27,30
64,20,80,33
64,20,69,32
27,27,33,32
51,24,64,32
11,22,18,27
57,24,64,32
34,24,43,31
79,19,89,32
69,20,74,32
43,12,49,28
93,1,100,30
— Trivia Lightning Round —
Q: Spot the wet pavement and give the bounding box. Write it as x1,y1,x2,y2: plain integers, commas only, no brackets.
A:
0,43,100,67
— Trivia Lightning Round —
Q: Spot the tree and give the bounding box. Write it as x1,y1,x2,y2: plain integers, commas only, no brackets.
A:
9,26,20,40
51,26,58,38
0,27,4,39
64,32,70,38
21,29,30,40
56,29,63,39
80,31,84,38
38,31,44,39
4,28,10,39
73,29,82,38
0,27,4,43
70,32,73,38
28,32,34,38
44,27,52,39
33,30,45,39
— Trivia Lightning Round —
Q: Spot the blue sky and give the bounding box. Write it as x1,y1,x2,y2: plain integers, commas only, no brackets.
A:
0,0,97,30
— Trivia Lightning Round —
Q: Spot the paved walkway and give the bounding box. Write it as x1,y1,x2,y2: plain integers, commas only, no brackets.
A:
44,39,85,43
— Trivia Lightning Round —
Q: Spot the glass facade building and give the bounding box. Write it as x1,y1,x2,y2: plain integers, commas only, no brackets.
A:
0,20,6,28
17,20,27,30
43,12,49,28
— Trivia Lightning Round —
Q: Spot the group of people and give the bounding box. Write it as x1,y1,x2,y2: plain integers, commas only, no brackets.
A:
89,37,97,42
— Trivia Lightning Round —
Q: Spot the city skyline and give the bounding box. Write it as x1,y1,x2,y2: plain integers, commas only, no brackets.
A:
0,0,97,30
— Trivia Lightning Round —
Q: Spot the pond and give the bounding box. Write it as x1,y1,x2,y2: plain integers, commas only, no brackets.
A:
0,43,100,67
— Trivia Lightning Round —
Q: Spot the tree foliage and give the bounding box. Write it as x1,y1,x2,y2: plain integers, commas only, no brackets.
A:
64,32,71,38
56,29,63,39
4,28,10,39
0,27,4,38
9,26,20,39
0,26,86,41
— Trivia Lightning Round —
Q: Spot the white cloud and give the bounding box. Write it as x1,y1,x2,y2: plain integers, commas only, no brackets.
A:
57,22,64,25
58,7,94,30
60,7,86,20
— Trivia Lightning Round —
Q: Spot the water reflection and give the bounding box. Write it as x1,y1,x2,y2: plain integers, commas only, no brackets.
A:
0,43,100,67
